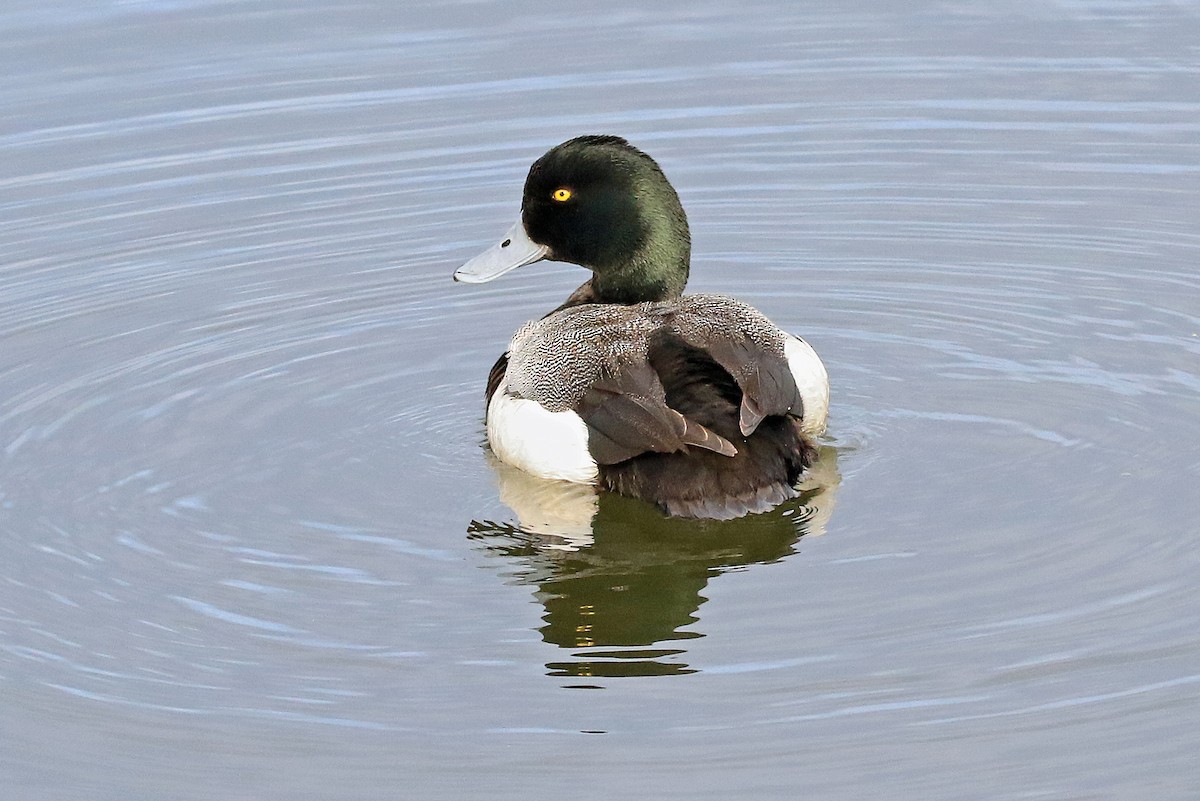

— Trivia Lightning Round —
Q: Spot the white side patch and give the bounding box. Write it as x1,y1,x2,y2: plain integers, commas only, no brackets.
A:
486,375,599,484
785,335,829,436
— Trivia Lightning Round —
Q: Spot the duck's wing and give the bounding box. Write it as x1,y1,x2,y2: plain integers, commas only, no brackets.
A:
498,307,738,467
576,361,737,465
702,338,804,435
667,296,805,435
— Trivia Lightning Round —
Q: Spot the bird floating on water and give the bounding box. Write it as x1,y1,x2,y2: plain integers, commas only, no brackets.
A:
455,135,828,519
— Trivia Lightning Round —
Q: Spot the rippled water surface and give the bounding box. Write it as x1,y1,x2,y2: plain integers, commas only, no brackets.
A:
3,1,1199,798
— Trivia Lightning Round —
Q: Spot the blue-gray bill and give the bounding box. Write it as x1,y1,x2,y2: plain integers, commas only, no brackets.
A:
453,220,549,283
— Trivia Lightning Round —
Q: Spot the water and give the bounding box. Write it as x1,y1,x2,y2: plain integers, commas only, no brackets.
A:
2,1,1199,798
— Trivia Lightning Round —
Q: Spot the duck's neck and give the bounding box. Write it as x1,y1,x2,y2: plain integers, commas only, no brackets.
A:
588,191,691,305
558,252,688,312
592,261,686,305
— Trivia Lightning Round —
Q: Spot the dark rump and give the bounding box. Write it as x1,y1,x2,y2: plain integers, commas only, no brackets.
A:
596,335,816,519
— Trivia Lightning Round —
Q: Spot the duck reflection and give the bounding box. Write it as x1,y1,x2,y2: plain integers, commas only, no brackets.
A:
467,448,840,679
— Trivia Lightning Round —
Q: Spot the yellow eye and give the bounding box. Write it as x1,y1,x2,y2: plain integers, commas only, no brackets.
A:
551,187,572,202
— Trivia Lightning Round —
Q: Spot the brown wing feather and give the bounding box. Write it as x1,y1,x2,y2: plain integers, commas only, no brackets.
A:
575,362,736,465
695,338,804,436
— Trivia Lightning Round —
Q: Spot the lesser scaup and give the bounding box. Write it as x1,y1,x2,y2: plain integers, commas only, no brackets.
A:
455,135,828,519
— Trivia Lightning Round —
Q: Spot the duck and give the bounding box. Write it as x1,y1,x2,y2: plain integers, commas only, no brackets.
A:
454,135,828,519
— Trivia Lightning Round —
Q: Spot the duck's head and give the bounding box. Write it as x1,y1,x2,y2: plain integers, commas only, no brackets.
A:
454,135,691,304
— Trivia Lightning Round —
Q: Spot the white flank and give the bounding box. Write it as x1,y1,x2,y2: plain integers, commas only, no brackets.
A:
486,375,599,484
785,335,830,436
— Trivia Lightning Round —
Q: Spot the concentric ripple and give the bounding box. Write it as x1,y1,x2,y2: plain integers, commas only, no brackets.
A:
1,0,1199,797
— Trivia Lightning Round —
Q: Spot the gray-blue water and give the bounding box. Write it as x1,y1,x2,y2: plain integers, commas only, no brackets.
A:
2,1,1198,798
